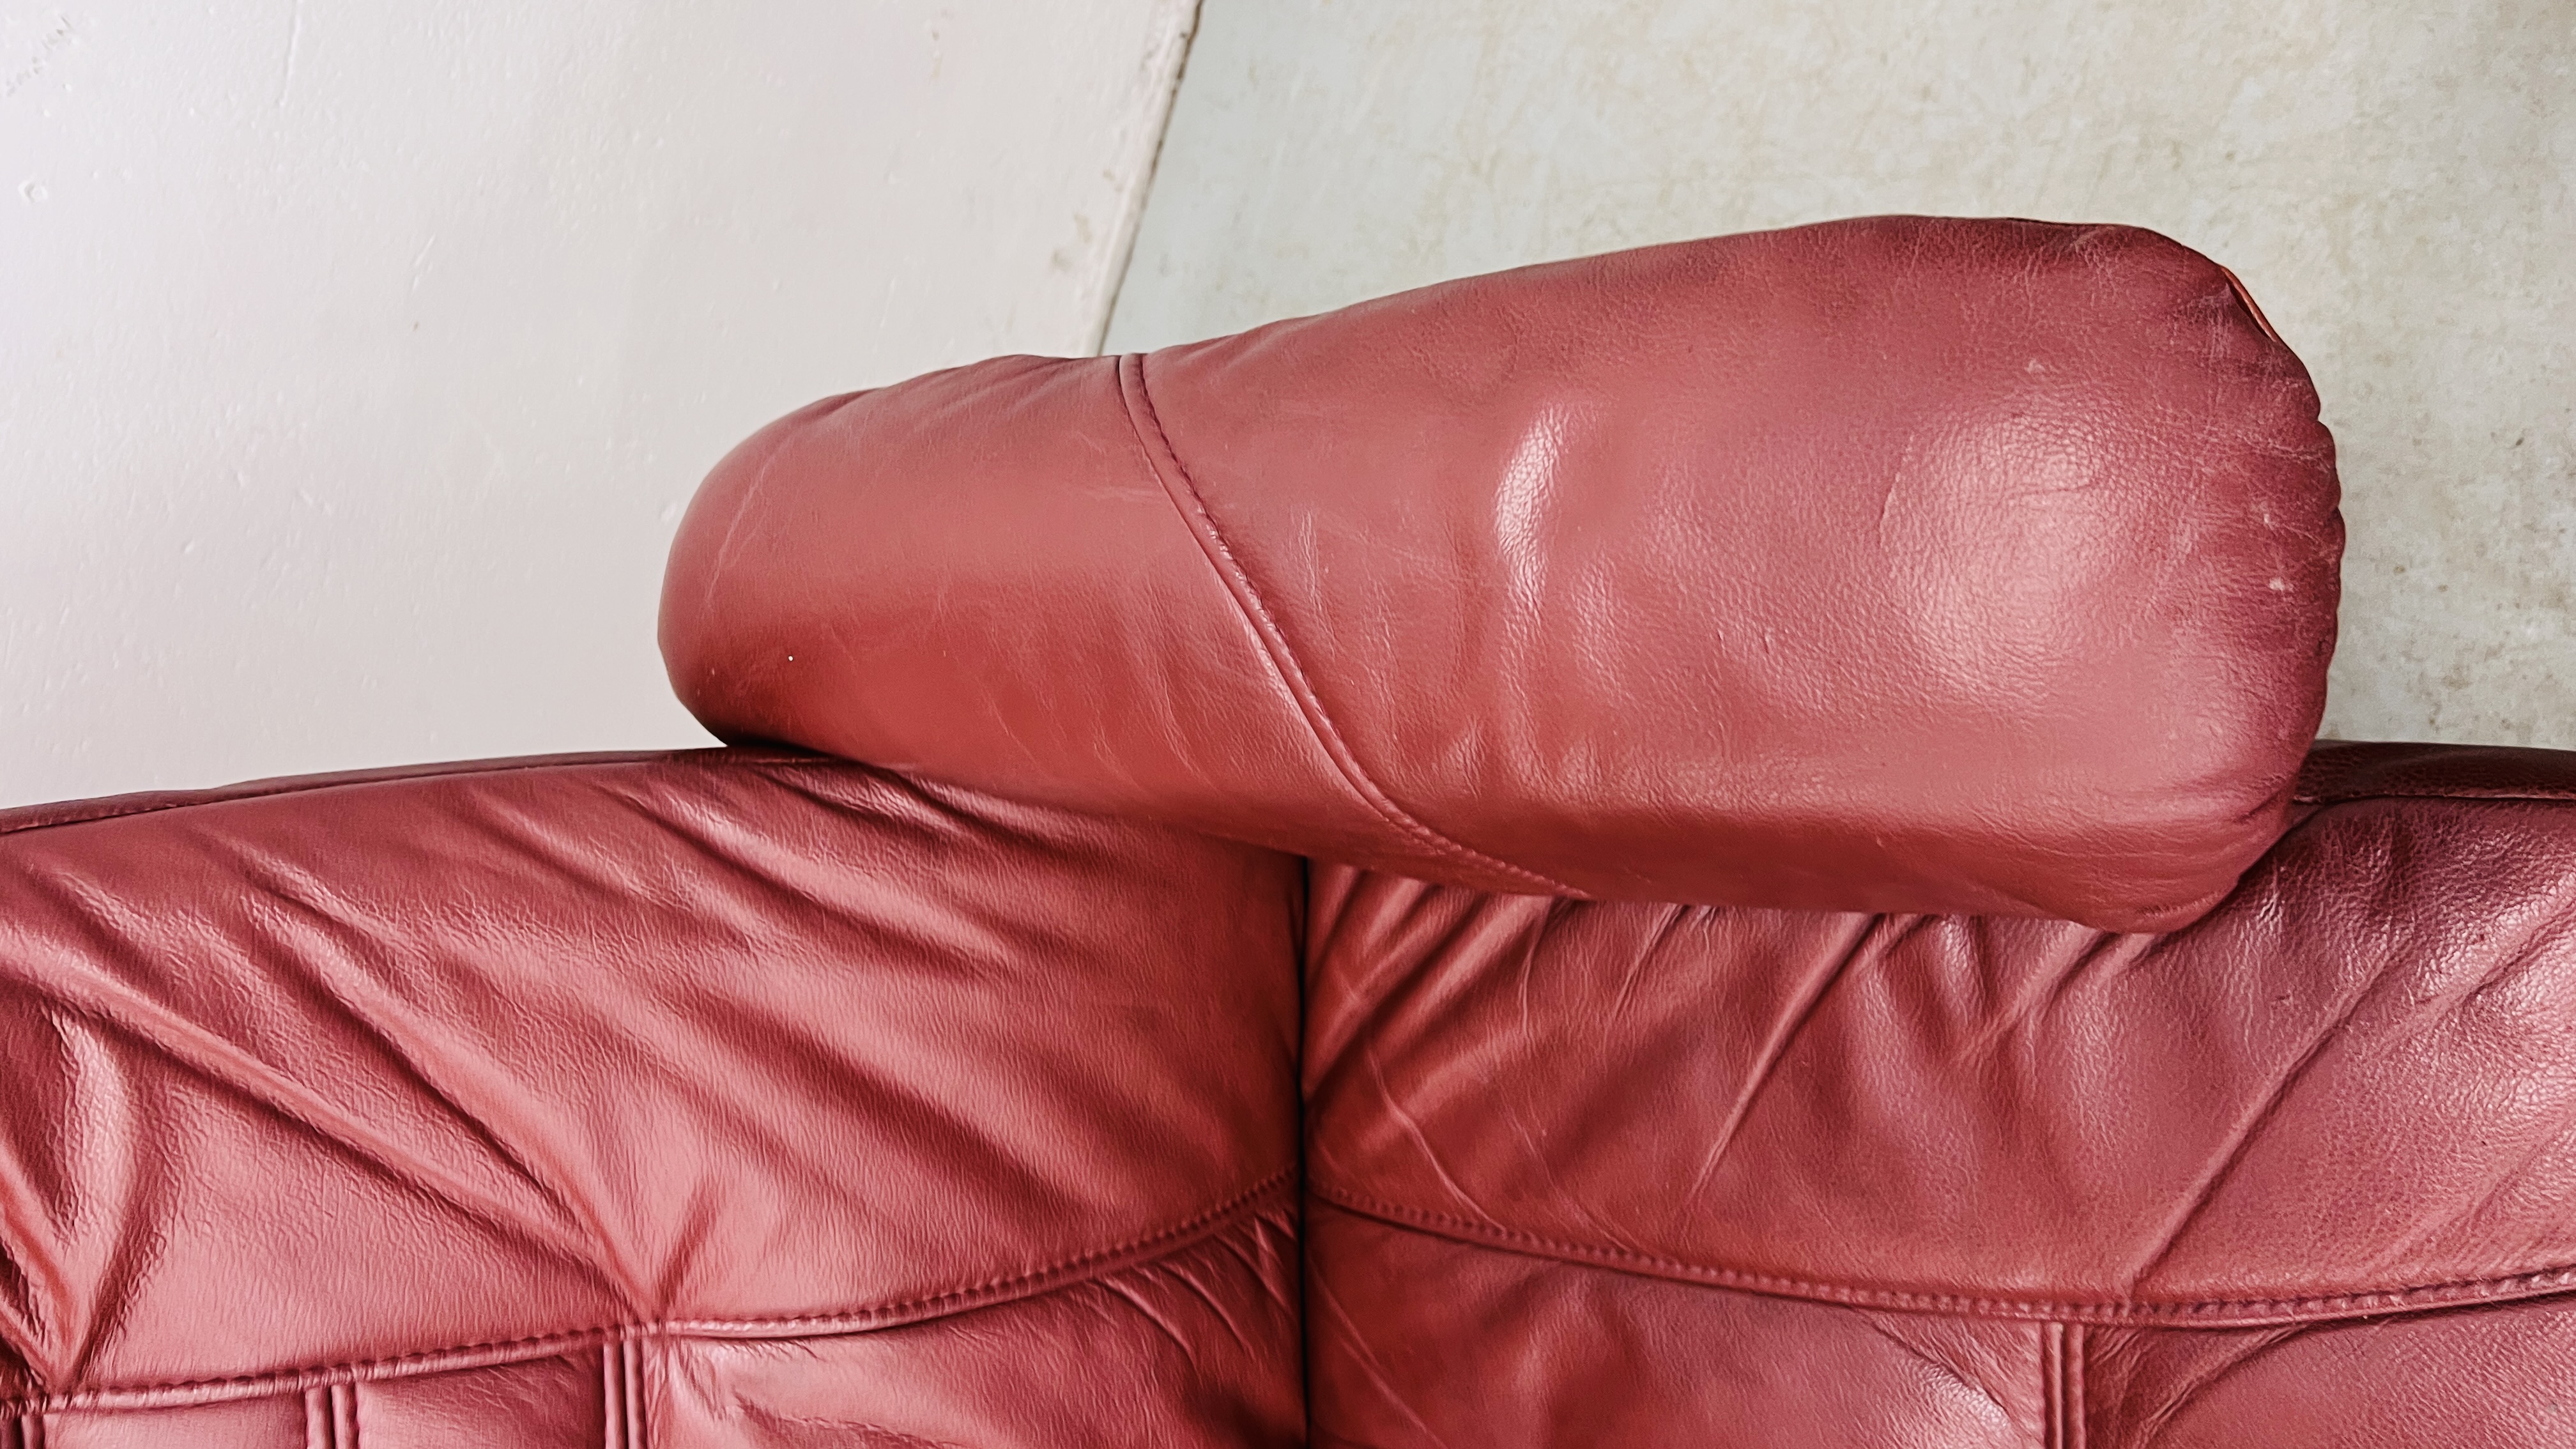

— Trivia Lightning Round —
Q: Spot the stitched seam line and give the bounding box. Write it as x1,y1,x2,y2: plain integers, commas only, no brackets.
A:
2043,1323,2064,1449
0,749,824,839
1114,353,1573,897
2043,1322,2087,1449
1312,1182,2576,1326
613,1338,644,1449
2,1172,1292,1414
2068,1324,2088,1449
2290,788,2576,808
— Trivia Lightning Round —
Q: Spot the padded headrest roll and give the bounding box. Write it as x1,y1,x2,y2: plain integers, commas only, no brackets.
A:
661,216,2341,930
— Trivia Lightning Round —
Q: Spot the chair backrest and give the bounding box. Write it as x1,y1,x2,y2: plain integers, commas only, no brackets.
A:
654,213,2576,1446
27,215,2557,1446
1298,740,2576,1445
664,213,2576,1443
0,751,1304,1442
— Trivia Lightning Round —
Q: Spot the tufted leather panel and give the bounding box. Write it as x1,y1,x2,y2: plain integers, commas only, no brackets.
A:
0,751,1304,1446
661,215,2342,933
1303,741,2576,1443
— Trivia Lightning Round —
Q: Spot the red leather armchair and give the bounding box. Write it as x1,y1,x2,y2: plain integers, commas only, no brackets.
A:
7,217,2570,1446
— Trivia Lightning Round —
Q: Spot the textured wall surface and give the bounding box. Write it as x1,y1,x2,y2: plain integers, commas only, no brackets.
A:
1,0,1195,807
1110,0,2574,750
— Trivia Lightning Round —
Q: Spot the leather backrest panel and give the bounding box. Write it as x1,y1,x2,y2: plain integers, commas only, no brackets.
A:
661,215,2342,932
1310,1211,2576,1449
1306,742,2576,1321
3,1209,1300,1445
0,751,1302,1444
1303,740,2576,1445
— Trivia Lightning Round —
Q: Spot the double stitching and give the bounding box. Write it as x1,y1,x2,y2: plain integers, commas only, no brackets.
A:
2043,1323,2086,1449
1315,1181,2576,1327
304,1383,356,1448
0,749,825,839
1116,353,1572,897
603,1340,645,1449
1,1173,1292,1414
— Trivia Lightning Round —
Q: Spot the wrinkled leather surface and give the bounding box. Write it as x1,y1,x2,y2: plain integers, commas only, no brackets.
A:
0,752,1303,1445
1306,742,2576,1445
13,744,2575,1445
24,218,2576,1446
661,215,2342,933
1310,1213,2576,1449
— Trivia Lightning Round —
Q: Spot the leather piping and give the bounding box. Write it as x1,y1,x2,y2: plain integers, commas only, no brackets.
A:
1313,1183,2576,1328
2292,787,2576,808
2043,1322,2086,1449
0,749,827,839
0,1172,1292,1414
1116,353,1575,898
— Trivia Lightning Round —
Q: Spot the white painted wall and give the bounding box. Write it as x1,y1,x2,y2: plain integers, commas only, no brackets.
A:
1,0,1195,807
1111,0,2575,751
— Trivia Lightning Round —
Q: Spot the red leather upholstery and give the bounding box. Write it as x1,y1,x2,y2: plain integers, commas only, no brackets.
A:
662,216,2342,933
10,218,2570,1446
1305,741,2576,1446
0,753,1301,1443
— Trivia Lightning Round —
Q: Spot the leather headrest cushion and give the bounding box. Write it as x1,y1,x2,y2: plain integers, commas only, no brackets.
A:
661,215,2341,930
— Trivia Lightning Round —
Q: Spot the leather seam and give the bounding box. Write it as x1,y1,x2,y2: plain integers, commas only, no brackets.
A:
1312,1182,2576,1326
0,1171,1292,1414
2042,1321,2087,1449
2290,788,2576,808
0,749,824,839
1114,353,1574,897
610,1338,644,1449
2068,1323,2088,1449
